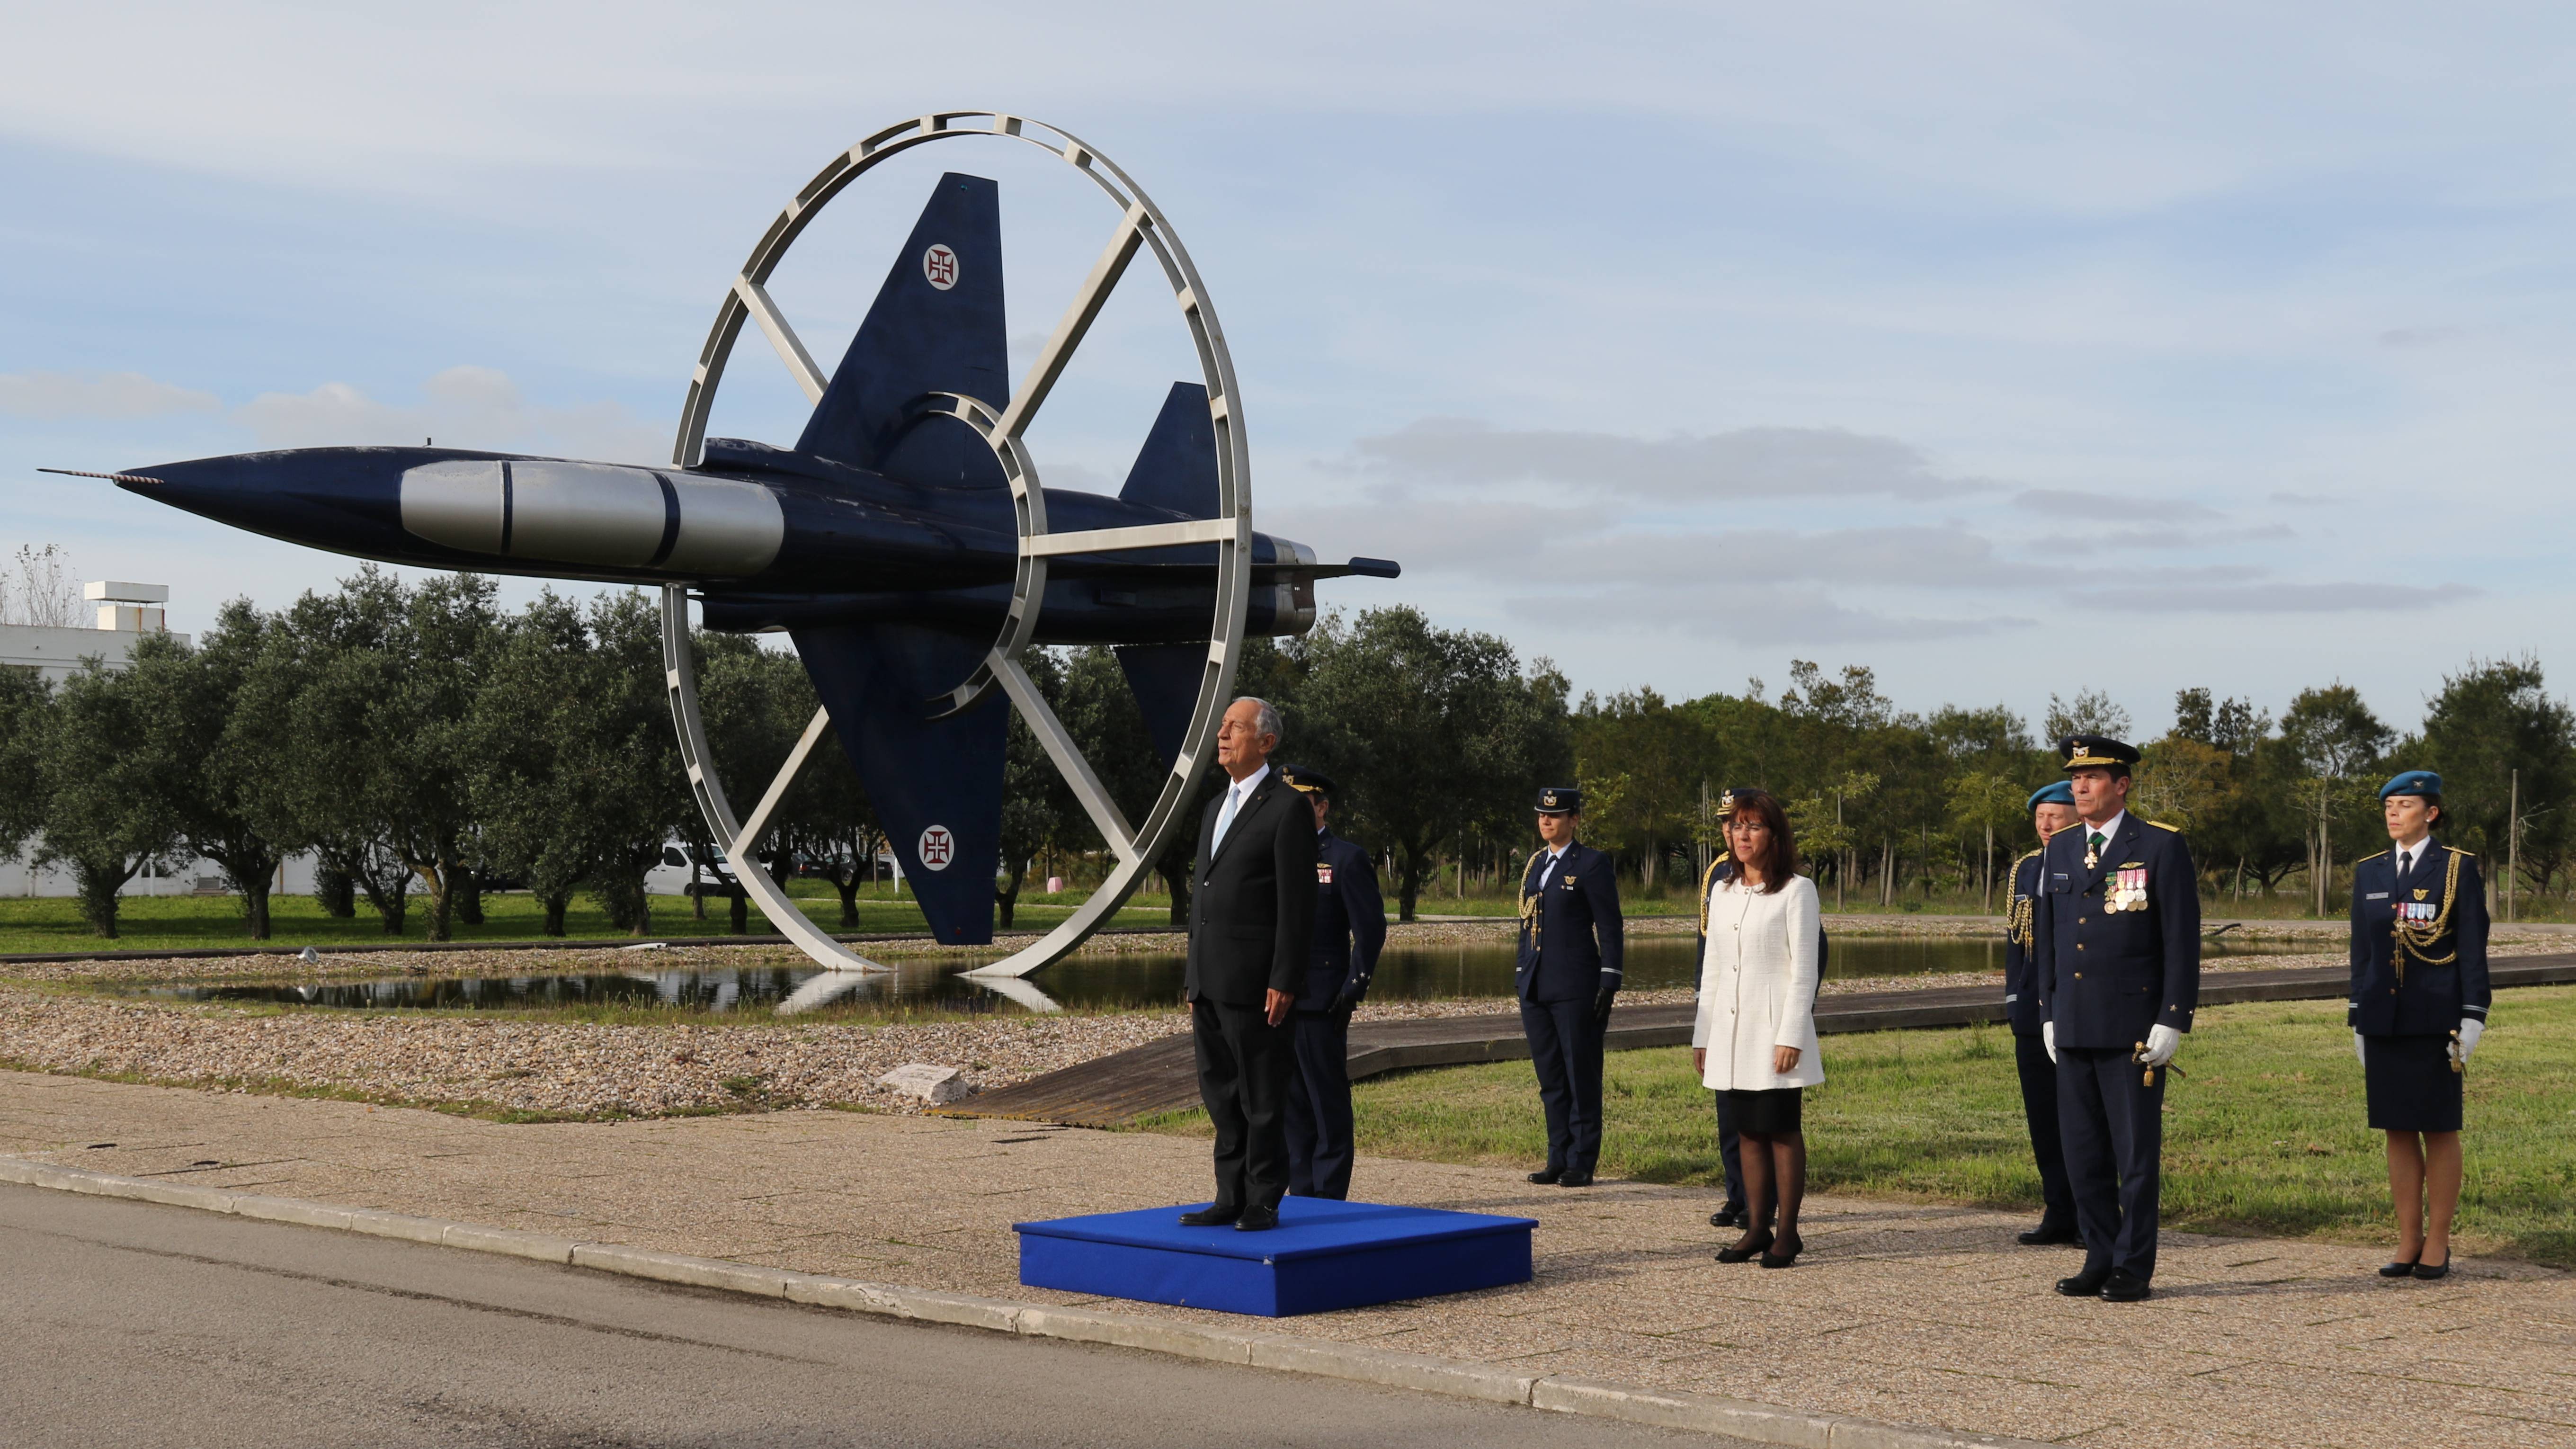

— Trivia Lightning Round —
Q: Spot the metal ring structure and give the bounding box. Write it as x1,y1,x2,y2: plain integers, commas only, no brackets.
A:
659,112,1251,981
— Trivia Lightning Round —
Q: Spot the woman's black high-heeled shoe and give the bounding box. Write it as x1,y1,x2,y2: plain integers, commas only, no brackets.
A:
1715,1228,1774,1264
1759,1233,1804,1269
2412,1248,2451,1281
2378,1249,2421,1279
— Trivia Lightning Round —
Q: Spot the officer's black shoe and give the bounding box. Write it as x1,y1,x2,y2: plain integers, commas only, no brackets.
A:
2018,1221,2080,1246
1710,1205,1746,1229
2411,1250,2451,1281
1233,1204,1281,1232
1527,1168,1563,1185
1557,1171,1594,1188
2099,1269,2152,1302
2055,1266,2111,1297
1177,1205,1241,1227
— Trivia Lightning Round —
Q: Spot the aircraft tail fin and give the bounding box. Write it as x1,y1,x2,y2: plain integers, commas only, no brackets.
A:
1116,382,1218,518
796,173,1010,487
787,621,1004,945
1114,643,1209,775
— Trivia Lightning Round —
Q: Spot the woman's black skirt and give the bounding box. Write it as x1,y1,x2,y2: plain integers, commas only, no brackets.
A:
2365,1033,2462,1133
1723,1086,1804,1134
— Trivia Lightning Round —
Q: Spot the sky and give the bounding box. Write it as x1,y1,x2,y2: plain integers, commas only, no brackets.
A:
6,2,2576,743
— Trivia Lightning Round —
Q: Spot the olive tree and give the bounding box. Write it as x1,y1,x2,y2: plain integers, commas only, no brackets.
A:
36,659,183,936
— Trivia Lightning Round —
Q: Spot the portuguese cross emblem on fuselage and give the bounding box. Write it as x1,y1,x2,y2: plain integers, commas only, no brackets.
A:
922,243,958,291
917,824,956,870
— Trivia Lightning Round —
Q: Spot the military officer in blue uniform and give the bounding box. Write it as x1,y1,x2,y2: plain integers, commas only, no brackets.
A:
1695,787,1830,1230
2032,734,2200,1303
2349,769,2491,1281
1278,764,1387,1200
1517,786,1624,1187
2004,780,2082,1246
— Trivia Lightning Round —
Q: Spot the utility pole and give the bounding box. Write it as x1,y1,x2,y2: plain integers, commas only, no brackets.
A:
2508,768,2520,924
1695,778,1711,886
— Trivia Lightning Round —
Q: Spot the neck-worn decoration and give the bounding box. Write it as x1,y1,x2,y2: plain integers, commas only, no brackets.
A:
2390,847,2464,984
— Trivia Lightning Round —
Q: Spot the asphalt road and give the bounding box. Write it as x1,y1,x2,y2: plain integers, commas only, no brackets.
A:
0,1183,1741,1449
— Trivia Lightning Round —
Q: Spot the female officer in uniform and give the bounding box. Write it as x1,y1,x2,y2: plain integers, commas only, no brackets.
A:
2348,769,2491,1281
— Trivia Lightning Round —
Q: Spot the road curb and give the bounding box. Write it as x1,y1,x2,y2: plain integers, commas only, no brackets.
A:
0,1156,2049,1449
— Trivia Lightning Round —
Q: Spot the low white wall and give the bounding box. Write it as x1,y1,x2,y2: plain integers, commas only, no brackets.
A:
1,850,321,900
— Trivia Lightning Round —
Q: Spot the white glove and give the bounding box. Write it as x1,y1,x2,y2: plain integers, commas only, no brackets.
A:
2140,1024,2182,1068
2454,1019,2484,1064
2042,1020,2056,1064
2353,1031,2366,1067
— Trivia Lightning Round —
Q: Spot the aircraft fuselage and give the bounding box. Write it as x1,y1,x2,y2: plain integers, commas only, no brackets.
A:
122,438,1321,641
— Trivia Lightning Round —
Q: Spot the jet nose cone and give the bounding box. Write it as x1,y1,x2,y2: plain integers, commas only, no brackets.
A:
112,447,411,559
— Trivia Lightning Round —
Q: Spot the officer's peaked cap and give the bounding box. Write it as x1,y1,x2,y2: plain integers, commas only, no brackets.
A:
1280,763,1337,798
1535,786,1582,814
2059,734,2140,772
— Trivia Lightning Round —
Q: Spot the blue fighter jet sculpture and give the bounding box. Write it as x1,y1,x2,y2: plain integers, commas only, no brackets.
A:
80,153,1396,966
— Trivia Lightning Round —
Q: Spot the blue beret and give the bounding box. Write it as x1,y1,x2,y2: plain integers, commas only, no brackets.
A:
2380,769,2442,800
2026,780,2076,812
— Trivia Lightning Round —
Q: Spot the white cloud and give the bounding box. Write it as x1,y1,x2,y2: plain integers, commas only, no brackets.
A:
1351,420,1988,501
232,367,669,465
0,370,218,419
2068,581,2478,615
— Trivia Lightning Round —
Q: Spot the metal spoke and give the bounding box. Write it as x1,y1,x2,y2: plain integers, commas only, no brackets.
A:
992,652,1141,866
736,705,832,853
993,206,1148,439
732,276,830,404
1026,518,1232,557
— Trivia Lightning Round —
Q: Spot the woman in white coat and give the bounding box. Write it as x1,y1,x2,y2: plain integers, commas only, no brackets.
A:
1691,788,1822,1268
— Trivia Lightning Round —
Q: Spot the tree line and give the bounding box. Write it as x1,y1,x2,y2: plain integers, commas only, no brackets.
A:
1569,660,2576,916
0,574,1575,938
5,566,2565,938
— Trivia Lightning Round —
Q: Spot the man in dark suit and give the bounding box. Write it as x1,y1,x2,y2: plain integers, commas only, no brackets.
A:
1516,786,1623,1188
1179,698,1319,1232
2005,780,2081,1247
2032,734,2200,1303
1277,764,1387,1200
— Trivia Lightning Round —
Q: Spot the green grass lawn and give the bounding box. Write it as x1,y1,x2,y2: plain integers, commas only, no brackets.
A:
1146,987,2576,1265
0,886,1180,955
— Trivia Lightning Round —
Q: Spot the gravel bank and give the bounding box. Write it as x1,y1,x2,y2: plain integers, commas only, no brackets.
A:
0,983,1195,1119
2,920,2557,1121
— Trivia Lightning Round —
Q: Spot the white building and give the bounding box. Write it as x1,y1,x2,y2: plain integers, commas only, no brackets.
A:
0,581,189,683
3,579,233,898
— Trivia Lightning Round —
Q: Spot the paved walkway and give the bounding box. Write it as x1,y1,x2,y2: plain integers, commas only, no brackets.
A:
2,1069,2568,1449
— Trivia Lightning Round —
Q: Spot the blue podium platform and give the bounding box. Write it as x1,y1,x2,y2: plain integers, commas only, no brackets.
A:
1014,1198,1537,1317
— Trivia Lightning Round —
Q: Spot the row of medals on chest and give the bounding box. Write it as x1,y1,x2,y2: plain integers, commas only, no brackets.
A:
2084,839,2151,913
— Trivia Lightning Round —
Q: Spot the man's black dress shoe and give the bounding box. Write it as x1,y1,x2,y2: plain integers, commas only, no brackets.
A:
2412,1251,2451,1280
1233,1204,1280,1232
1710,1205,1745,1229
1177,1206,1241,1227
1556,1171,1594,1188
2099,1268,2152,1302
1527,1168,1562,1185
2055,1266,2111,1297
2018,1221,2080,1246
